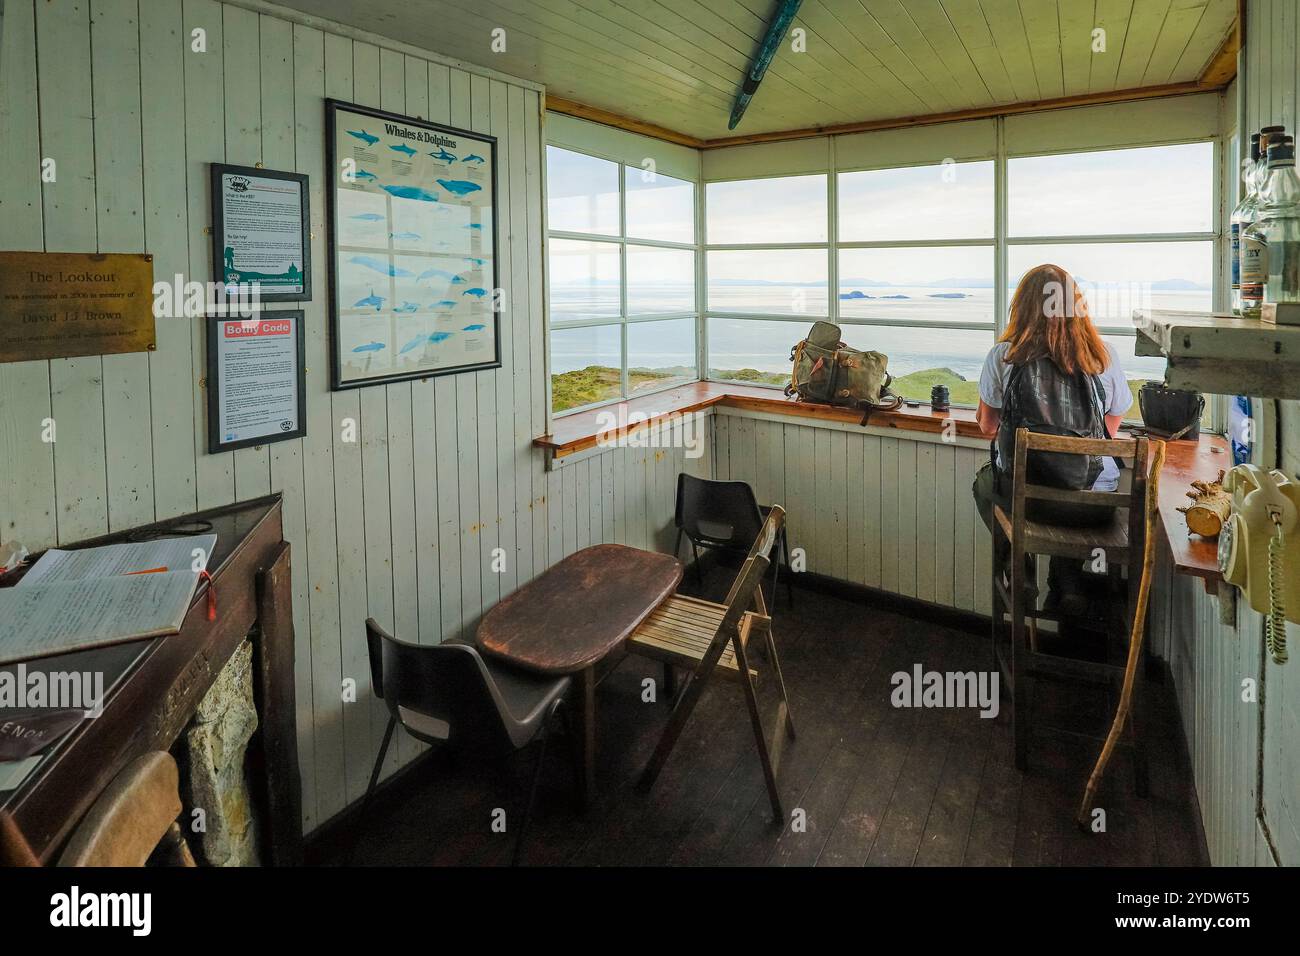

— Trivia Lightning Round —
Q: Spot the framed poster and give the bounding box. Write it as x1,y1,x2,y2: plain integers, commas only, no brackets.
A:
206,311,306,453
210,164,312,303
325,99,500,389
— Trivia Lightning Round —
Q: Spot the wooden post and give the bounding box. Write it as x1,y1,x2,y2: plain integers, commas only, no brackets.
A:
254,541,304,866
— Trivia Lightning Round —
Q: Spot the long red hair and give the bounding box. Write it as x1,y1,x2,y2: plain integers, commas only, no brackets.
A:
1000,263,1109,375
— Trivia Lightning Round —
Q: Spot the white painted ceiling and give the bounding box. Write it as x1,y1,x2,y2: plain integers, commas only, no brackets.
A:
276,0,1238,140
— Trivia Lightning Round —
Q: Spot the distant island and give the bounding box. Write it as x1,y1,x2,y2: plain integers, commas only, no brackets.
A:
838,290,971,301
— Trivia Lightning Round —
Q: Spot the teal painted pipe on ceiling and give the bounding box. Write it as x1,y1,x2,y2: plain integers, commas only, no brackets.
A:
728,0,805,130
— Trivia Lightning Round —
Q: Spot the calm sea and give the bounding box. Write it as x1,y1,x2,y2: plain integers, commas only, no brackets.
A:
550,284,1206,380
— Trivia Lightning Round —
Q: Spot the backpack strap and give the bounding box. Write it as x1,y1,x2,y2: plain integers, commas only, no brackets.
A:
856,372,905,425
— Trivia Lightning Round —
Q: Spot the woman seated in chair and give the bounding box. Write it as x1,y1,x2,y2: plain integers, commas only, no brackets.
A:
971,263,1132,617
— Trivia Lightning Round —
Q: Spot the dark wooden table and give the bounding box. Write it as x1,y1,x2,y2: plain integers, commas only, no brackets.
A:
0,496,302,865
477,544,682,806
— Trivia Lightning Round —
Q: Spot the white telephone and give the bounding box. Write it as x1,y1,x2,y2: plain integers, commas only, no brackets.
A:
1218,464,1295,664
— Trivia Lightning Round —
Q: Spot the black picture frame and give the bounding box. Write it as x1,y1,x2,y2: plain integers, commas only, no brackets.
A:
206,310,307,454
210,163,312,304
325,98,502,390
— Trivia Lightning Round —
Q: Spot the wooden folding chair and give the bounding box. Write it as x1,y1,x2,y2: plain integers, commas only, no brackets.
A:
629,505,797,821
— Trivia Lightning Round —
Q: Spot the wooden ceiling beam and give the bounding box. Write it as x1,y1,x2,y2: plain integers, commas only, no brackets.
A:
545,96,706,149
700,81,1222,148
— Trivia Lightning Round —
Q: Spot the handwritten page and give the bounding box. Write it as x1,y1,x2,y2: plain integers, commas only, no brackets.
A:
18,534,217,587
0,571,199,665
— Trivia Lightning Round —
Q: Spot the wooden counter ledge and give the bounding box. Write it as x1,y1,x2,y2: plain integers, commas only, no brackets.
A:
534,382,985,459
535,383,1229,585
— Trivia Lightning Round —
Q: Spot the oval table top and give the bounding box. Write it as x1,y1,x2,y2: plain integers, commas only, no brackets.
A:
477,544,683,675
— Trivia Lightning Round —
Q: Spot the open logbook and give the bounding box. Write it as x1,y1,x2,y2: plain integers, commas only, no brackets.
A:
0,535,217,665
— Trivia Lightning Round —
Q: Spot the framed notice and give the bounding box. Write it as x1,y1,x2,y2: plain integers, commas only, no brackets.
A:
210,164,312,303
325,99,500,390
206,311,306,454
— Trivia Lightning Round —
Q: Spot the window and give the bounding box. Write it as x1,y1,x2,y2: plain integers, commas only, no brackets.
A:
1007,142,1213,419
703,143,1211,413
705,162,998,400
546,146,699,413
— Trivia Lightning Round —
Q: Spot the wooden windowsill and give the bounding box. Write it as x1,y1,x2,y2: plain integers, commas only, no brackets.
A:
534,381,986,458
1156,433,1232,584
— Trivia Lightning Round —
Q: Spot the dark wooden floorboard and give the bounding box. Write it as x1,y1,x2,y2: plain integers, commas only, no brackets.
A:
313,562,1210,868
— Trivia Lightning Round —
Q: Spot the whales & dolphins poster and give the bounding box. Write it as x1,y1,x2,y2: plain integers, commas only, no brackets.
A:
326,99,500,389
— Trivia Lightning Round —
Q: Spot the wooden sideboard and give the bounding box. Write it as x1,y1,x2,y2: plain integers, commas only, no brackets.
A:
0,495,303,865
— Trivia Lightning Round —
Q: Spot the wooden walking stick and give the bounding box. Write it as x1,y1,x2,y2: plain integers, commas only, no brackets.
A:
1076,439,1167,828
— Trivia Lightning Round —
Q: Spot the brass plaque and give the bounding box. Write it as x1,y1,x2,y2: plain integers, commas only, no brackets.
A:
0,252,156,362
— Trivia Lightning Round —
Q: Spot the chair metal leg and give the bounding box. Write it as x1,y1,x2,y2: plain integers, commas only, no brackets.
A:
347,715,397,865
673,527,684,561
513,699,563,867
690,539,704,585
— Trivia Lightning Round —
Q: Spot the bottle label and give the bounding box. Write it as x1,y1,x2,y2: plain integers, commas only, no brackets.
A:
1242,234,1268,299
1232,223,1241,288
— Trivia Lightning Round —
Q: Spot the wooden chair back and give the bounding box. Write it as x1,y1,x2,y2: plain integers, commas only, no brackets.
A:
1010,427,1151,551
716,504,784,628
57,751,194,867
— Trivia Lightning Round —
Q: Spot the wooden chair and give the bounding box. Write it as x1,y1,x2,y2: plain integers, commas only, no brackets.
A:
629,505,797,821
57,751,196,867
991,428,1154,793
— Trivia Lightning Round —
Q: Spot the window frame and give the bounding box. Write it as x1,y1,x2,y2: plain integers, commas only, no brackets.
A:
545,144,702,417
701,134,1222,421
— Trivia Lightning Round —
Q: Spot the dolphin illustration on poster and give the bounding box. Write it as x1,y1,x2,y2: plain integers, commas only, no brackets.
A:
437,179,482,197
352,340,386,353
353,289,386,311
350,255,412,277
381,184,438,202
389,143,418,157
347,129,379,146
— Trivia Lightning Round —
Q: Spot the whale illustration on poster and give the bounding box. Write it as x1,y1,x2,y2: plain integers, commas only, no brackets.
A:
329,99,498,388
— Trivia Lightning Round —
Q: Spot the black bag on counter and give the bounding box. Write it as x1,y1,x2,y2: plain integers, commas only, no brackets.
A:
1138,382,1203,440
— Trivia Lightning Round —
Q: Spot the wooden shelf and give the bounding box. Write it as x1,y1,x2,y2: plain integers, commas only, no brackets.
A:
1155,433,1232,584
1134,308,1300,399
535,382,986,458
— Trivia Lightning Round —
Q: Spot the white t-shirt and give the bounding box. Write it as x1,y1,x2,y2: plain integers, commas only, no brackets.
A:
978,341,1132,491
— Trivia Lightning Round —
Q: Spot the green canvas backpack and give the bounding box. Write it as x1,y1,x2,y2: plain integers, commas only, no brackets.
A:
785,321,903,419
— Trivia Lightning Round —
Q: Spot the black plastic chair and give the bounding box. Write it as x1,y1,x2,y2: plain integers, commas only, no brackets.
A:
353,619,572,866
674,473,793,610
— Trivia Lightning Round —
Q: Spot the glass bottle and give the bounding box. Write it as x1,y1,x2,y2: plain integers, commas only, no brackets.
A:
1242,127,1287,317
1261,138,1300,307
1231,133,1262,314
